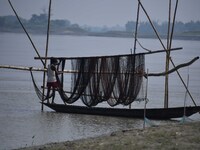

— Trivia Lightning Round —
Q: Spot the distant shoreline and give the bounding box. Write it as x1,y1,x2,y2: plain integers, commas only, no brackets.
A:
1,30,200,41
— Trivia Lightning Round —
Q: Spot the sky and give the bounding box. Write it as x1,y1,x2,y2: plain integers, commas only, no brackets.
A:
0,0,200,27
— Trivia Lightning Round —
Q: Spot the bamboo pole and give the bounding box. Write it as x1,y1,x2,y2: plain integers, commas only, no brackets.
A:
1,56,198,75
8,0,45,66
143,69,149,129
133,2,140,54
41,0,52,111
0,65,45,72
170,57,197,106
138,0,166,50
129,1,140,110
169,0,179,48
34,47,182,60
138,0,196,107
167,0,172,50
183,70,189,118
165,0,179,108
164,0,172,108
147,57,199,76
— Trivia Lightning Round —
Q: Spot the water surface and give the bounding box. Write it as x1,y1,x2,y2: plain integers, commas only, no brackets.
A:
0,33,200,149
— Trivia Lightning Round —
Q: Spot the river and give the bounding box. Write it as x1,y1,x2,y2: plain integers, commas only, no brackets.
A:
0,33,200,149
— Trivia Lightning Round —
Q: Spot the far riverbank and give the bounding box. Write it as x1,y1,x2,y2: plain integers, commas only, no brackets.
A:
1,30,200,41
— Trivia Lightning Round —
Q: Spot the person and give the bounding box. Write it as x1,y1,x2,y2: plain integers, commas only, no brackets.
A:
46,58,59,104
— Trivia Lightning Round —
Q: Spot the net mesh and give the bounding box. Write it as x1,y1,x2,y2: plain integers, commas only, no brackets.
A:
58,54,145,107
31,54,145,107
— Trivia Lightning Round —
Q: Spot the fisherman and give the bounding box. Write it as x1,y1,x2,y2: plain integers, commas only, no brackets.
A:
46,57,60,104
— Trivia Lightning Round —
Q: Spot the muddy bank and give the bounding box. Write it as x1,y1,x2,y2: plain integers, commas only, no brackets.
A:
18,121,200,150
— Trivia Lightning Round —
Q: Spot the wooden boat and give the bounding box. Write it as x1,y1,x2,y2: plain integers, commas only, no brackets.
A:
4,0,199,120
44,103,200,120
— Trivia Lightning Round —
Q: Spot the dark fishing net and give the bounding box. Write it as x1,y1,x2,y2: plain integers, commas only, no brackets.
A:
56,58,98,104
109,54,145,106
30,54,145,107
56,54,145,107
30,69,54,101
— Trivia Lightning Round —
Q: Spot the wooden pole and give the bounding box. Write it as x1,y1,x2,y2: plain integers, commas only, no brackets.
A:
165,0,179,108
184,69,189,118
169,0,179,48
143,69,149,129
8,0,45,66
129,2,140,110
170,58,197,106
139,0,196,106
147,57,199,77
0,65,45,71
164,0,172,108
34,47,182,60
41,0,52,111
1,57,198,75
138,0,166,50
133,1,140,53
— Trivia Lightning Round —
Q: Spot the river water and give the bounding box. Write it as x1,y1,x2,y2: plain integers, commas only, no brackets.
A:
0,33,200,149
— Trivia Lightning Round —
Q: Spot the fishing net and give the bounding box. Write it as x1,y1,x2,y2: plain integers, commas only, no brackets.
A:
56,54,145,107
30,53,145,107
30,69,54,101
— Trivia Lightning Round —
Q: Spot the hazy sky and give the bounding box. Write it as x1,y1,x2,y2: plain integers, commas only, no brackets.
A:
0,0,200,26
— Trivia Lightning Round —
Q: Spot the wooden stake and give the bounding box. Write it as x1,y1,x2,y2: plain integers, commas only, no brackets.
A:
164,0,172,108
184,68,189,117
143,69,149,129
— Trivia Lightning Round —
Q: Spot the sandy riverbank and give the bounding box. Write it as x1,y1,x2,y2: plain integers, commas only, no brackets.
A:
18,121,200,150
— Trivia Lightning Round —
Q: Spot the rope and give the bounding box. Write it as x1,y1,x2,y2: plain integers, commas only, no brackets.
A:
29,68,53,101
136,39,151,52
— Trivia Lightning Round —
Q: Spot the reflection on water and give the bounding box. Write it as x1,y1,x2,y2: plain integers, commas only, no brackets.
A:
0,33,200,149
0,97,144,150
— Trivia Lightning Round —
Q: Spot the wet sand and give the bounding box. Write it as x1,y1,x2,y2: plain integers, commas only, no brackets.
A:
18,120,200,150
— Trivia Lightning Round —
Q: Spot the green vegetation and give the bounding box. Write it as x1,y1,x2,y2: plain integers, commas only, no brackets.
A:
0,13,86,35
0,13,200,40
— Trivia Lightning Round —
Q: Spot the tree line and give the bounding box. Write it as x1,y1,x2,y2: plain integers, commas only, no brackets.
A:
0,13,200,36
125,20,200,35
0,13,86,34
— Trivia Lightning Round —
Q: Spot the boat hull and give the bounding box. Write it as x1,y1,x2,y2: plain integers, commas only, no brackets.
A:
43,103,200,120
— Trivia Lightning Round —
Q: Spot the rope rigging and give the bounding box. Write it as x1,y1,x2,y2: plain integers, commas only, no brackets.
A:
29,68,54,101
